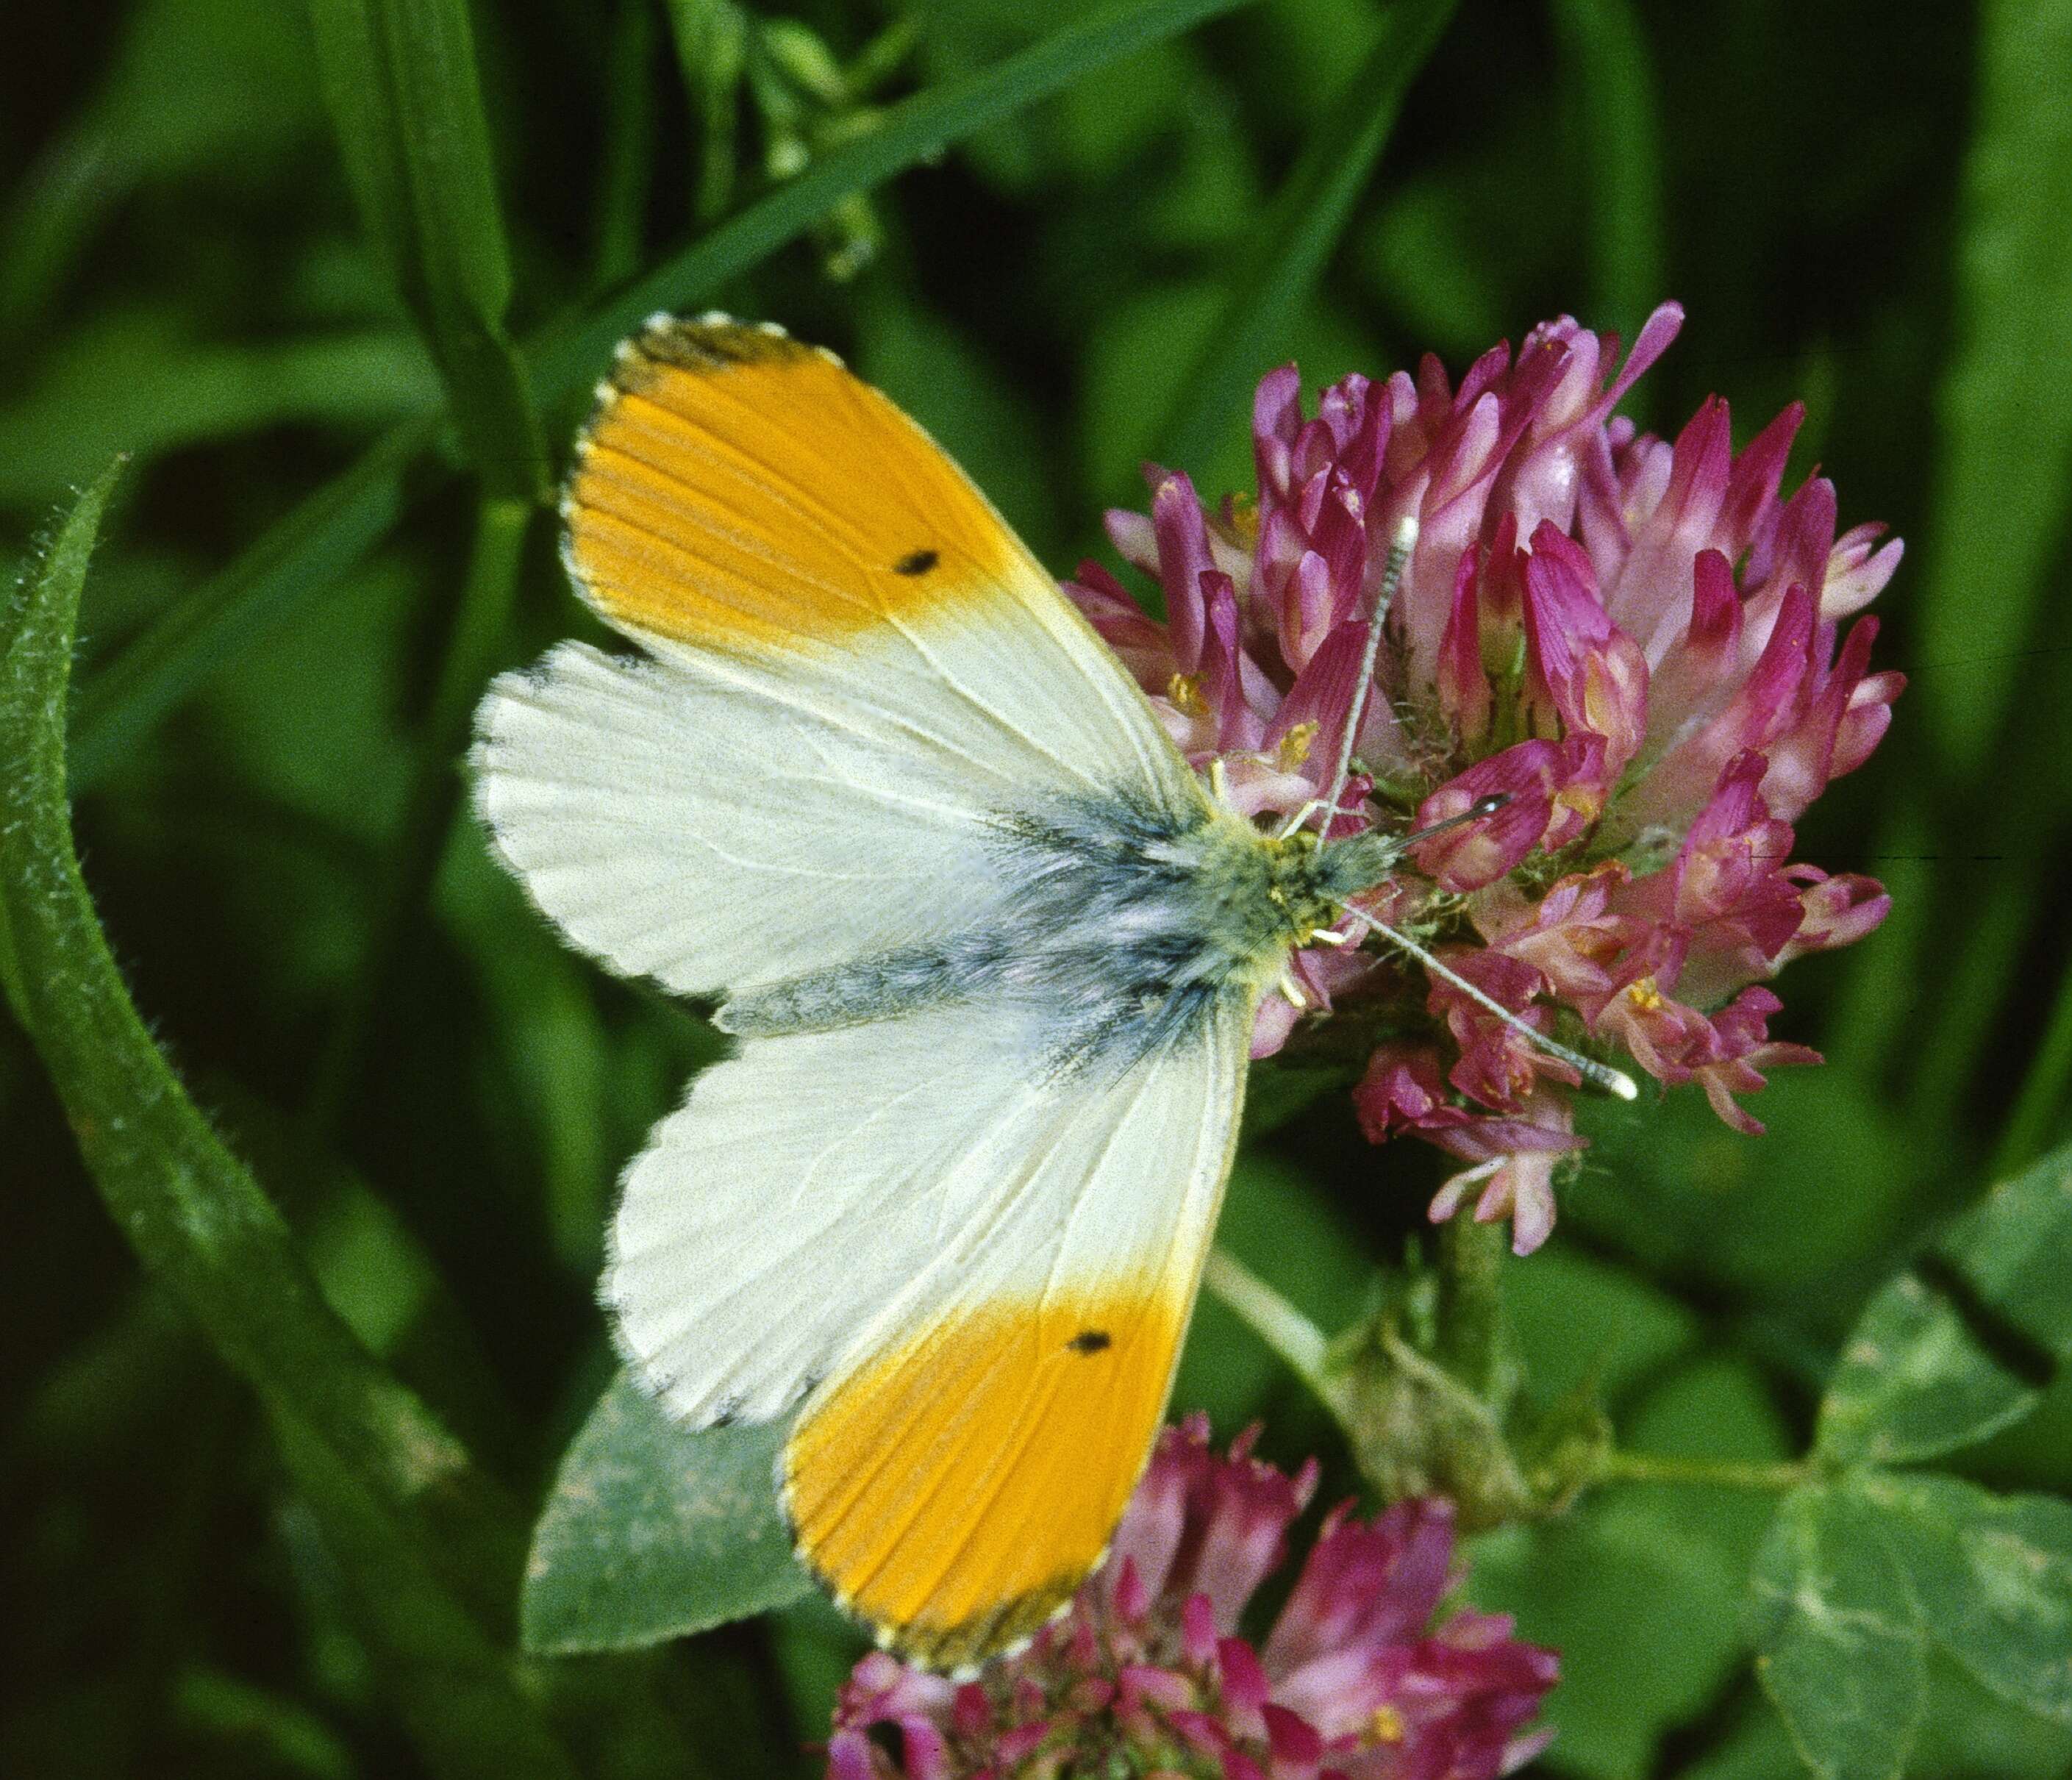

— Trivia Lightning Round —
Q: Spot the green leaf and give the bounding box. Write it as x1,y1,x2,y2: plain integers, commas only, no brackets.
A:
1941,1138,2072,1354
1815,1270,2036,1467
1505,1245,1696,1408
307,0,546,496
74,0,1266,791
1993,952,2072,1178
300,494,533,1139
523,1373,812,1654
1818,1137,2072,1465
1468,1357,1787,1780
1913,0,2072,784
538,0,1265,401
1749,1484,1925,1780
0,0,318,334
1473,1494,1746,1780
0,315,435,506
660,0,749,224
1860,1470,2072,1726
1573,1068,1915,1301
1156,0,1461,478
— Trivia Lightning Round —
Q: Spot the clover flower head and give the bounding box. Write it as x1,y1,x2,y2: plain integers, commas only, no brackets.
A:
826,1415,1557,1780
1068,304,1903,1251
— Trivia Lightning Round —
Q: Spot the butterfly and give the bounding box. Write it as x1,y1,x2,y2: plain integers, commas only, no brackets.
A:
471,313,1613,1670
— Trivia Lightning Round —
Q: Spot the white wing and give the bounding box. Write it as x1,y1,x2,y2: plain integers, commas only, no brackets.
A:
604,990,1251,1666
471,316,1201,999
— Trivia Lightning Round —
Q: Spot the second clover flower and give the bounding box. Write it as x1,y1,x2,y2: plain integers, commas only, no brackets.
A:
1067,304,1902,1253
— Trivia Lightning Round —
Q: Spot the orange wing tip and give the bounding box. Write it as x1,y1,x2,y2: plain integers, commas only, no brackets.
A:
781,1463,1098,1675
806,1552,1089,1677
560,312,1028,652
779,1292,1181,1673
623,314,813,377
578,313,822,455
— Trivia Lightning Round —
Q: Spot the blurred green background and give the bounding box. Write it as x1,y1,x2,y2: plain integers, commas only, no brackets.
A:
5,1,2072,1776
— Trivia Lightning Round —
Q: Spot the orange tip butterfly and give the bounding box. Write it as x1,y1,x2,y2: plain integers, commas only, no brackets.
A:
471,315,1628,1672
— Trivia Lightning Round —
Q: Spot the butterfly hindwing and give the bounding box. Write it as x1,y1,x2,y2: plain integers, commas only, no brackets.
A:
781,994,1250,1670
606,990,1250,1668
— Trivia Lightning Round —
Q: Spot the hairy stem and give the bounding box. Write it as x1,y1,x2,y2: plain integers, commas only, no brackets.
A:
1435,1212,1513,1407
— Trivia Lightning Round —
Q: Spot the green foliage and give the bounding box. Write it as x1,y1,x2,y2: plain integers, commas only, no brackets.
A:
1154,0,1459,478
1747,1143,2072,1779
1546,0,1663,338
0,467,692,1780
524,1376,811,1654
1818,1140,2072,1466
1911,0,2072,784
1843,0,2072,1143
306,0,546,496
1751,1484,1925,1780
61,0,1264,798
7,0,2072,1776
1867,1473,2072,1725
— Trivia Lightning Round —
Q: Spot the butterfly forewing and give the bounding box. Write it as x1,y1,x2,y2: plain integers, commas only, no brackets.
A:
473,318,1204,1001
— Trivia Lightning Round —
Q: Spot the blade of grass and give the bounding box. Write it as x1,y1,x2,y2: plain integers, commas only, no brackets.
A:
70,0,1265,794
69,410,446,790
1836,0,2072,1104
2,471,701,1780
1993,956,2072,1178
307,0,547,498
302,494,532,1139
1548,0,1665,347
660,0,749,225
1157,0,1461,479
1911,0,2072,782
591,0,662,292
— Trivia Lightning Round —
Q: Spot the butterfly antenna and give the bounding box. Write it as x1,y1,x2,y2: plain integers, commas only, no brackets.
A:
1282,513,1421,843
1337,902,1640,1101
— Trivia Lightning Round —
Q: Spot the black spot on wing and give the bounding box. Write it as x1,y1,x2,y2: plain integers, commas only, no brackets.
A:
1067,1330,1112,1355
894,548,938,576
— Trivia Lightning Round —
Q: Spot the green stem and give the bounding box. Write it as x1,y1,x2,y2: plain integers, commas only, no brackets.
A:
591,0,660,293
1201,1246,1329,1386
1991,944,2072,1179
1548,0,1665,348
1596,1449,1811,1493
2,470,568,1771
303,494,531,1140
1435,1212,1512,1406
70,412,445,791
